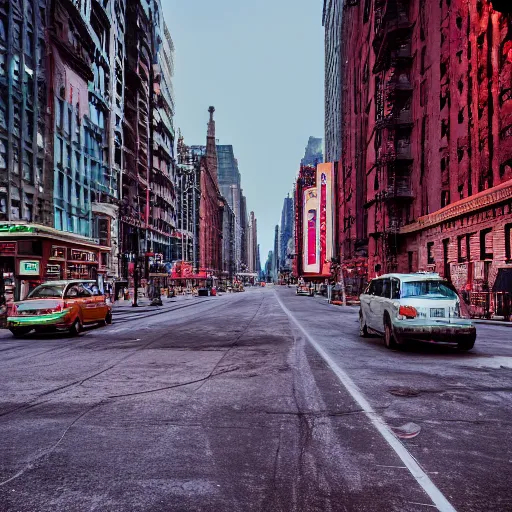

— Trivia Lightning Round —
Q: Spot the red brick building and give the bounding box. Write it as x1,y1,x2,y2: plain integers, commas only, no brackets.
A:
198,107,223,277
335,0,512,298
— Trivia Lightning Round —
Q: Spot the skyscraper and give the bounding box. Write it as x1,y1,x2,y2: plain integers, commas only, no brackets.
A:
322,0,343,164
0,0,52,226
301,136,324,167
217,144,244,271
279,195,294,271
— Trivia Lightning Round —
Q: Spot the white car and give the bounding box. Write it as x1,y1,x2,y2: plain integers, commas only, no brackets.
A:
296,285,314,297
359,273,476,351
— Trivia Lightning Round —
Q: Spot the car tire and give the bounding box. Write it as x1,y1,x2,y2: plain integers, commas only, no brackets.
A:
69,318,82,337
457,337,476,351
384,317,397,349
10,327,32,338
359,312,369,338
99,311,113,327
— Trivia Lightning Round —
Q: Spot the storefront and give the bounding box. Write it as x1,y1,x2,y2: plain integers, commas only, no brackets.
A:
169,261,209,293
0,223,110,301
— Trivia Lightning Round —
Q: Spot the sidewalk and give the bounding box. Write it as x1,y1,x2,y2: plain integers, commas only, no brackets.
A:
310,293,512,326
309,292,359,312
112,294,194,312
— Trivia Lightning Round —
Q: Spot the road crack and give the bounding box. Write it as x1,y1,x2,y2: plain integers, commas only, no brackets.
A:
0,401,105,487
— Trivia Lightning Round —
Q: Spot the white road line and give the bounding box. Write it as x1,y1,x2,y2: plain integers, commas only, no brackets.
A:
275,293,457,512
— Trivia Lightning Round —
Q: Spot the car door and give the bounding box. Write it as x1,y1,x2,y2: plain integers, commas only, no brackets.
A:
78,285,96,323
364,279,382,331
92,290,109,321
66,284,94,323
360,281,374,327
374,278,391,333
368,279,386,333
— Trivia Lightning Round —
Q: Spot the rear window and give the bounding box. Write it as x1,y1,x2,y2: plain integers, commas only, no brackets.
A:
401,280,458,300
28,285,65,299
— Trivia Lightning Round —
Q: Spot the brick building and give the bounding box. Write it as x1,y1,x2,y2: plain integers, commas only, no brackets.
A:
333,0,512,297
198,107,223,277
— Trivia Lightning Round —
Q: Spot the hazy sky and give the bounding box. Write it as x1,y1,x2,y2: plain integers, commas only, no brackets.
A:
163,0,324,260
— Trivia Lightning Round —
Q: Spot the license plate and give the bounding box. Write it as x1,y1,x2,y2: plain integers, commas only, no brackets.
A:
430,308,445,318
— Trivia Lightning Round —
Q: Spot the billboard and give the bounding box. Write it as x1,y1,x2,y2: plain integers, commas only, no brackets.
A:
317,163,334,276
301,163,335,277
303,187,319,274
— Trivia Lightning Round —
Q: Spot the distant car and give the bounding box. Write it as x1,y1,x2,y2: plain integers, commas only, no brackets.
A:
296,285,314,297
7,280,112,338
359,273,476,351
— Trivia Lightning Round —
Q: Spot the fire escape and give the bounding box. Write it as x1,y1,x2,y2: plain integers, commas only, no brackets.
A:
372,0,414,272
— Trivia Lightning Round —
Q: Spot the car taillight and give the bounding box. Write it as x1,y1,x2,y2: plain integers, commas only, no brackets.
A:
399,305,418,319
53,303,62,313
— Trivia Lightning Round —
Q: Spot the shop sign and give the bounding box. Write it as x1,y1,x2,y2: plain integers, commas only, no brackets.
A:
46,264,61,275
0,242,16,255
451,263,468,290
0,225,35,233
19,260,40,276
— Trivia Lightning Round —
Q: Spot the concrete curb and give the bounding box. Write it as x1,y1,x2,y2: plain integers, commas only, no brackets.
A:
473,319,512,327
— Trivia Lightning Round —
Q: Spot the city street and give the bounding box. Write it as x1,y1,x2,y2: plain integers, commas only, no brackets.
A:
0,287,511,512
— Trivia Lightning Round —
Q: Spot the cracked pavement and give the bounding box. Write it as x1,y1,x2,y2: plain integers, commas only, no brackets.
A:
0,287,511,511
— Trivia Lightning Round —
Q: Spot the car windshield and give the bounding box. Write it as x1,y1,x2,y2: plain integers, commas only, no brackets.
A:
27,284,66,299
401,280,458,300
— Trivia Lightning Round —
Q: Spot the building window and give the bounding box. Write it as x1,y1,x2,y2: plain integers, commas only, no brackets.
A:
443,238,451,280
441,190,450,208
458,235,470,262
427,242,435,265
505,224,512,261
480,228,493,260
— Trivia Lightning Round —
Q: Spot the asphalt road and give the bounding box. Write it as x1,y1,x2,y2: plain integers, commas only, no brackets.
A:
0,288,510,512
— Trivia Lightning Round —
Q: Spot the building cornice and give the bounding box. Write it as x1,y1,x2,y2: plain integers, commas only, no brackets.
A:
400,180,512,234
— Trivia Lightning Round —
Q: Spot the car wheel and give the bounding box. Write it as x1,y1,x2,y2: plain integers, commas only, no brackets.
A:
457,337,476,351
359,312,369,338
10,327,32,338
99,311,113,327
384,317,397,349
69,318,82,337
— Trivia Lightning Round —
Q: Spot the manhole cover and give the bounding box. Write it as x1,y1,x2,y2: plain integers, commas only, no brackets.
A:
388,388,420,397
391,422,422,439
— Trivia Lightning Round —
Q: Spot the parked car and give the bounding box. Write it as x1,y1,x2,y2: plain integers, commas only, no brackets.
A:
7,280,112,338
359,273,476,350
296,285,314,297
